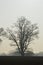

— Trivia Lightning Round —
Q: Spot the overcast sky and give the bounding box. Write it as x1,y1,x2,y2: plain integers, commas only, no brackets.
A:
0,0,43,54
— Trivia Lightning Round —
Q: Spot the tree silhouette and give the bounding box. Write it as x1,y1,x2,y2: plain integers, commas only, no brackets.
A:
6,16,39,56
0,28,4,34
0,27,4,43
0,27,8,45
0,27,7,37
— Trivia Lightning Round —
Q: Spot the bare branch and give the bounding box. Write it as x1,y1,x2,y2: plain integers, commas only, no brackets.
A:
6,16,39,56
6,28,21,53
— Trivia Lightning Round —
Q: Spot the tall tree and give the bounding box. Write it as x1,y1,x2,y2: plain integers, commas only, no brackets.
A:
6,16,39,56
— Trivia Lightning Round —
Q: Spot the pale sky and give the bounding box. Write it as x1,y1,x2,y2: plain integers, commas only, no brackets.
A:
0,0,43,54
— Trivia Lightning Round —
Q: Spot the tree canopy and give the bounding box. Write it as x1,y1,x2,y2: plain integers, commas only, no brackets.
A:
6,16,39,56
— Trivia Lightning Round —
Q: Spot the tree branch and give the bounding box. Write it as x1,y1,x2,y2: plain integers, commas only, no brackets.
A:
6,28,21,53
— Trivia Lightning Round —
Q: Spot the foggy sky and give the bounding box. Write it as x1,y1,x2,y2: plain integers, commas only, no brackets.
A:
0,0,43,54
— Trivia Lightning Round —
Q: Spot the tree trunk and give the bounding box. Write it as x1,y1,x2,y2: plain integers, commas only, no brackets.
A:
21,49,25,56
21,52,24,56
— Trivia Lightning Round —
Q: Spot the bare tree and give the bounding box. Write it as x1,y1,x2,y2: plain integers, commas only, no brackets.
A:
0,27,7,36
0,27,8,45
0,27,4,43
6,16,39,56
0,27,4,34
